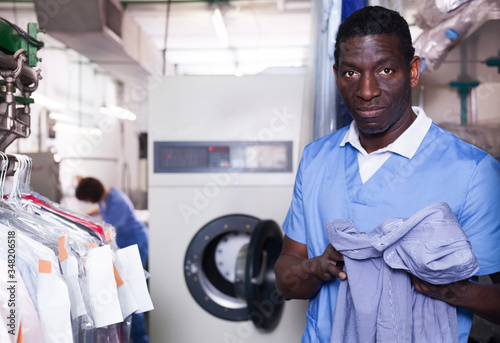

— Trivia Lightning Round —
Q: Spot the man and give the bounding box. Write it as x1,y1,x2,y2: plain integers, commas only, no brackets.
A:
76,177,150,343
274,6,500,343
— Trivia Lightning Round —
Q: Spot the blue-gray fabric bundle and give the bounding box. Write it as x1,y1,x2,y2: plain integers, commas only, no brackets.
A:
325,202,479,343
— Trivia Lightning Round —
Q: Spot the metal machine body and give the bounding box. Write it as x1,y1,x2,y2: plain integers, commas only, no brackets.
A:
148,75,309,342
0,17,43,152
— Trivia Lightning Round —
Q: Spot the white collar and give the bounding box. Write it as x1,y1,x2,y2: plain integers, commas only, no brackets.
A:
340,106,432,158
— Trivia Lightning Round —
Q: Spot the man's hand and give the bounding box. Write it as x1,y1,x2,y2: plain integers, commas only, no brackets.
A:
316,244,346,281
411,275,469,305
411,273,500,325
274,236,346,300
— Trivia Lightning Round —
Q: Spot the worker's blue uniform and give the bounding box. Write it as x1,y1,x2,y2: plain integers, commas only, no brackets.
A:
99,187,149,343
283,119,500,343
99,188,149,265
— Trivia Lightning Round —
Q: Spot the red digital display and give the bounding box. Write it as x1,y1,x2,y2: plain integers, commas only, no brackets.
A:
209,146,229,152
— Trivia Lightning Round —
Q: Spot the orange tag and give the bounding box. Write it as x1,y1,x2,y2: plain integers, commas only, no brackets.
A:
85,242,98,249
17,322,24,343
58,236,68,262
113,262,124,288
105,231,112,243
39,260,52,274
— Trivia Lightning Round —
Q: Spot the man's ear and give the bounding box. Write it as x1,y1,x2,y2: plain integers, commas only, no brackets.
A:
333,64,339,84
410,56,421,88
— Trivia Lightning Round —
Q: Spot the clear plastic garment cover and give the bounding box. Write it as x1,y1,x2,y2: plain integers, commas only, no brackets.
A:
0,153,153,343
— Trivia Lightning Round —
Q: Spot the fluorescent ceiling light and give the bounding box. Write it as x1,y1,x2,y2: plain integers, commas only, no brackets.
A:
212,8,229,48
53,122,102,136
32,93,67,111
48,111,97,128
99,106,137,121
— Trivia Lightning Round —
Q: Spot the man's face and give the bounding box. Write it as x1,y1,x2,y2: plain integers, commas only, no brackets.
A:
334,34,420,135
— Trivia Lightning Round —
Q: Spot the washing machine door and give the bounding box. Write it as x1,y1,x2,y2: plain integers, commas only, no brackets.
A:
184,214,284,331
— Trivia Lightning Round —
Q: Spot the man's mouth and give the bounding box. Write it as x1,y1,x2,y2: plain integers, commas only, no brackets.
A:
355,107,385,117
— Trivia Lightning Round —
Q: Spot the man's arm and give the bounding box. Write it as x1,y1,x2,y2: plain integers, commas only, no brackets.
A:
412,271,500,325
274,235,347,300
84,204,100,216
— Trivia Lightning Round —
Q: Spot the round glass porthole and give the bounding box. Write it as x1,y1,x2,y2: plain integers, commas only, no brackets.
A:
184,214,284,330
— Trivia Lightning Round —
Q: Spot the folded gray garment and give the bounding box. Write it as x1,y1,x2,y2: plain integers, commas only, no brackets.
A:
325,202,479,343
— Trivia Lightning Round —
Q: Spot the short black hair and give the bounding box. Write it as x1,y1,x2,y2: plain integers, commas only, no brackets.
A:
75,177,104,203
334,6,415,68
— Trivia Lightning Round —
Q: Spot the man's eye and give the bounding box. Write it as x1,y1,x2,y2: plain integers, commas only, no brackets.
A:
380,68,393,75
344,71,356,77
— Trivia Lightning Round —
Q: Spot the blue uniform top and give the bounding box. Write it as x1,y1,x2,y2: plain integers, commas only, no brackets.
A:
99,188,149,265
283,122,500,343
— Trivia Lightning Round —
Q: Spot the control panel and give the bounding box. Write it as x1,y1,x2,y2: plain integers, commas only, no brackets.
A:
154,141,293,173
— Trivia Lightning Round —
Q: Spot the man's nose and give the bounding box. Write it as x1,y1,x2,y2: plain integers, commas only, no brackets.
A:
356,75,381,101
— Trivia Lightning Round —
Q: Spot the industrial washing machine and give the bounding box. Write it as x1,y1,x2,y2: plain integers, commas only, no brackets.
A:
148,75,309,342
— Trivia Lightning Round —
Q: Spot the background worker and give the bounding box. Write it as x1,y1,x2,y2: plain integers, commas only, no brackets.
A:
76,177,149,343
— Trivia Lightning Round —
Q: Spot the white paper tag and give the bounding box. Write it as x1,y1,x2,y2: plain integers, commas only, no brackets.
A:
115,245,154,313
86,245,123,327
